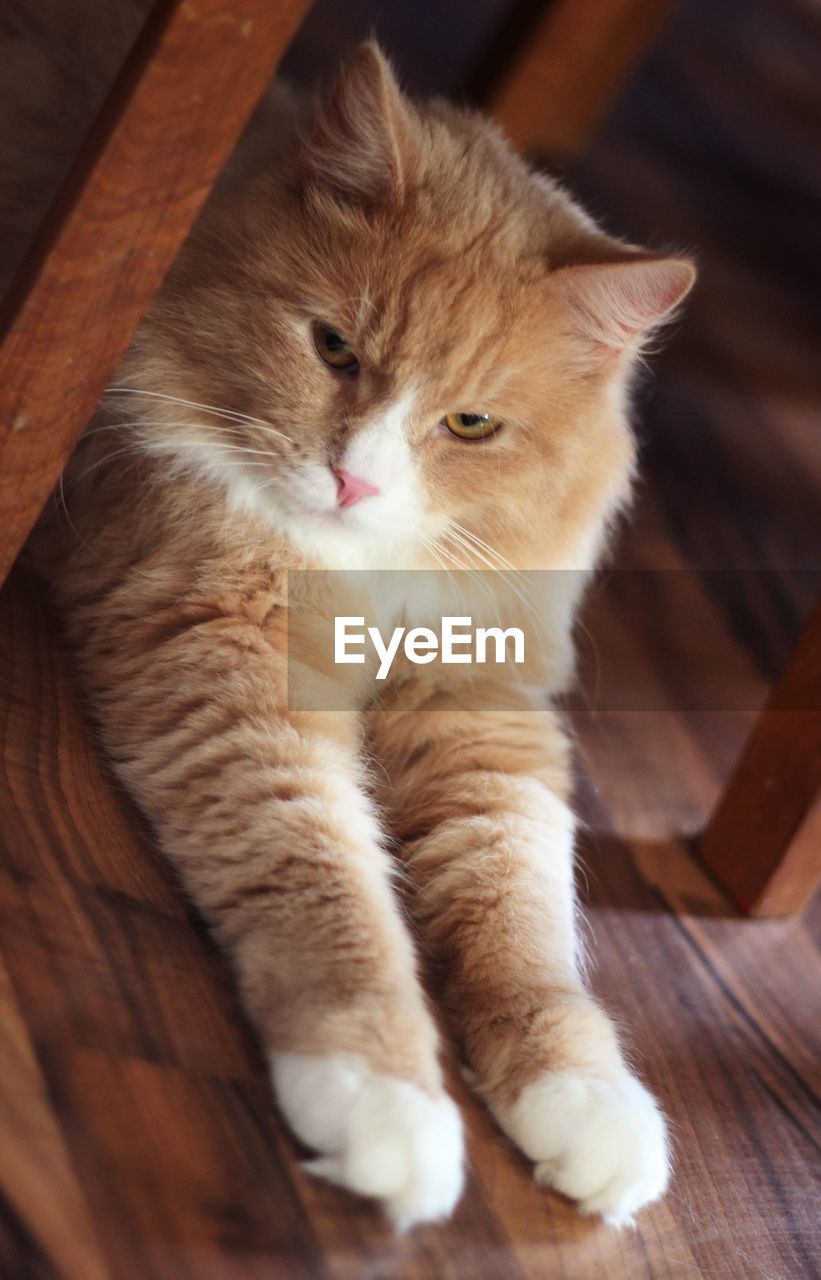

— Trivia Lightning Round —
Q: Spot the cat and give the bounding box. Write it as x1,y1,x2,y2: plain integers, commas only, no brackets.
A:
32,42,694,1229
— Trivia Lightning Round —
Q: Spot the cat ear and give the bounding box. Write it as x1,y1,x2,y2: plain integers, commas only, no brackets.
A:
300,42,414,203
554,256,696,350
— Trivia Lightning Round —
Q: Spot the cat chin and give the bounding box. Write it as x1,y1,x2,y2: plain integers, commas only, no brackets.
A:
270,1052,465,1229
271,497,430,570
277,511,425,571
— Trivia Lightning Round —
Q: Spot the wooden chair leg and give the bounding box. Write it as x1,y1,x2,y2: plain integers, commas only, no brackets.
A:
699,597,821,917
0,0,309,590
485,0,673,159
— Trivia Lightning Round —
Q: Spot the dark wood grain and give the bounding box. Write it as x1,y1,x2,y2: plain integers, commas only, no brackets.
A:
698,598,821,915
1,565,819,1278
0,0,309,589
0,954,109,1280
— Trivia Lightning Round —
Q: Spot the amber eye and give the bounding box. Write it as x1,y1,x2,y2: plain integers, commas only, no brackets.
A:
314,323,359,374
444,412,502,440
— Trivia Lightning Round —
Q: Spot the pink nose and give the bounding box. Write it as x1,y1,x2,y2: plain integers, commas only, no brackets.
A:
333,468,380,508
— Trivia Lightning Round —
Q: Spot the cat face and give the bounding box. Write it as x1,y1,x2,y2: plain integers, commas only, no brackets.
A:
125,44,693,571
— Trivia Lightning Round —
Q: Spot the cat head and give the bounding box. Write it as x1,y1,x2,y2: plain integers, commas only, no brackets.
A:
119,43,694,571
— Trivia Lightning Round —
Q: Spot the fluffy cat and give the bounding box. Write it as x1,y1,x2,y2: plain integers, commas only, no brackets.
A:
33,43,694,1229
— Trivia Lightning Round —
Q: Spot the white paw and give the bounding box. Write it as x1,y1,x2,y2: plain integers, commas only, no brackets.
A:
271,1052,465,1229
496,1069,669,1225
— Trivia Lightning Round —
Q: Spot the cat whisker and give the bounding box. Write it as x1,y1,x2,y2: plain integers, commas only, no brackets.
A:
106,386,295,444
445,520,542,611
83,417,262,445
150,418,288,453
429,532,505,621
206,440,277,465
106,385,267,425
417,534,464,597
64,443,147,491
66,438,277,494
87,417,287,462
441,522,545,633
446,520,520,575
421,540,475,618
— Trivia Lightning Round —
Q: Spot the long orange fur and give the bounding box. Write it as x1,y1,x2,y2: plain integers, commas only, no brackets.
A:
31,44,694,1227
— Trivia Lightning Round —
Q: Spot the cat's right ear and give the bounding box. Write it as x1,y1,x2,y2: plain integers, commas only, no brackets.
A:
553,255,696,351
299,42,414,204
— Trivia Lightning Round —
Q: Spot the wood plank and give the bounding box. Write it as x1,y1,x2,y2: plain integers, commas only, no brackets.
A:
0,954,110,1280
0,0,309,589
485,0,673,158
699,597,821,916
581,832,820,1280
571,548,768,843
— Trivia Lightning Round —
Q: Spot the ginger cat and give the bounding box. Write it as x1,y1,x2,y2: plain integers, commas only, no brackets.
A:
34,43,694,1229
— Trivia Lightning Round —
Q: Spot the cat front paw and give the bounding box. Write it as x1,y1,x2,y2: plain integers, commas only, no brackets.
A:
271,1052,465,1229
496,1068,669,1225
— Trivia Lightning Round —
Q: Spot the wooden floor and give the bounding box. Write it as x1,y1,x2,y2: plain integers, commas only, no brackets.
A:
1,567,819,1280
1,0,820,1276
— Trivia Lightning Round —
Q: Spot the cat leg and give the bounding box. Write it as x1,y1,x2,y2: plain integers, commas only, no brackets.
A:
76,632,463,1227
372,698,668,1225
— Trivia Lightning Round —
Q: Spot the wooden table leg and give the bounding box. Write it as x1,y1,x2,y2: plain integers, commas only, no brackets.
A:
699,597,821,916
0,0,309,590
484,0,673,159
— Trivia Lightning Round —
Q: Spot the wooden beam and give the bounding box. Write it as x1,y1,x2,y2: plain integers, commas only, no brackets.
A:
486,0,672,158
0,0,309,588
699,596,821,916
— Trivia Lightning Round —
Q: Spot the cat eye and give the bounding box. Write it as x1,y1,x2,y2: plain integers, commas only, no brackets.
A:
314,322,359,374
443,412,502,441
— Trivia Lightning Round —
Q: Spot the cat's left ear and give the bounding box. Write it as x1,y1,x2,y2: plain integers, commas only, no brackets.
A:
554,255,696,350
300,42,415,204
